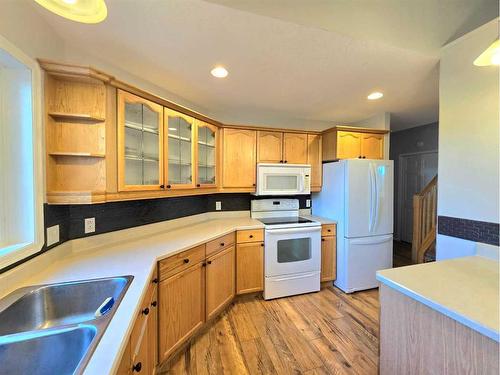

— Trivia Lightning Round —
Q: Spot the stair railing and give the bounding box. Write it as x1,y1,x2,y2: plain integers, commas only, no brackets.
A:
412,175,437,263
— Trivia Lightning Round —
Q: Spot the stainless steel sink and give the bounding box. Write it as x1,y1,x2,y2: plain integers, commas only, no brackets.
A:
0,275,133,375
0,325,96,375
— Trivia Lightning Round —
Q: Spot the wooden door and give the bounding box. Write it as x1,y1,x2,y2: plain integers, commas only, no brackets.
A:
131,322,149,375
257,131,283,163
283,133,308,164
206,246,235,320
361,133,384,159
196,121,218,188
320,236,336,282
222,128,257,188
117,90,164,191
116,341,131,375
236,242,264,294
158,262,205,361
307,134,322,189
164,108,196,189
336,131,362,159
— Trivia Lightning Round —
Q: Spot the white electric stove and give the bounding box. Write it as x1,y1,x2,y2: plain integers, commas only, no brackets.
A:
251,199,321,300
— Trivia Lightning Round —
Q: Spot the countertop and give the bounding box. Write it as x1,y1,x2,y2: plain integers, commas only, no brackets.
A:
0,213,263,375
0,212,335,374
377,255,499,342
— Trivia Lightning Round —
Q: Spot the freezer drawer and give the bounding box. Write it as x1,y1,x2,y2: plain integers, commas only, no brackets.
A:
335,234,393,293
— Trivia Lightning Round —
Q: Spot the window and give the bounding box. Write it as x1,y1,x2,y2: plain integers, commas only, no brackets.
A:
0,35,43,269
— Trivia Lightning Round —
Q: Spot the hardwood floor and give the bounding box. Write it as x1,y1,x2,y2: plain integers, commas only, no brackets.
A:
159,286,379,375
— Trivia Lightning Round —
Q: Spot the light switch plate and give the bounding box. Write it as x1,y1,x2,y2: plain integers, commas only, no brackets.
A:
306,199,311,208
215,201,222,211
84,217,96,234
46,225,59,246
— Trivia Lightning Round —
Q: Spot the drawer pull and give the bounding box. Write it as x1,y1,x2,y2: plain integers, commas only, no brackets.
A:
207,260,212,265
220,242,225,247
183,258,190,264
249,235,253,238
133,362,142,372
327,229,331,232
142,307,150,316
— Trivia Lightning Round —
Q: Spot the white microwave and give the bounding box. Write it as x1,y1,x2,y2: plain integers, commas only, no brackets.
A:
255,163,311,196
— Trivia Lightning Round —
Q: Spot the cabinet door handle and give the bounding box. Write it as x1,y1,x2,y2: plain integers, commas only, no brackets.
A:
166,184,171,188
142,307,150,316
202,262,206,267
321,238,325,242
284,160,288,163
252,183,256,187
160,184,165,189
132,362,142,372
260,243,264,247
249,235,253,238
363,156,366,159
196,184,201,187
152,278,158,284
151,301,157,307
358,155,362,159
280,160,283,163
207,260,212,265
183,258,190,264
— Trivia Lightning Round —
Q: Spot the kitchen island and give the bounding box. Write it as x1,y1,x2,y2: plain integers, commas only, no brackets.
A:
377,255,499,374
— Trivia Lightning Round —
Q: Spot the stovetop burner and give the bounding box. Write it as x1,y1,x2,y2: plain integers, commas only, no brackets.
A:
257,216,315,226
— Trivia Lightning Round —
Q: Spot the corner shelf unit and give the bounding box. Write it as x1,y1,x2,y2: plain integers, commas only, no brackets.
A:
40,60,112,204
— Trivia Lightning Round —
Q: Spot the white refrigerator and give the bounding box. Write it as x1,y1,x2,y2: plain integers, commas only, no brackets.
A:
312,159,394,293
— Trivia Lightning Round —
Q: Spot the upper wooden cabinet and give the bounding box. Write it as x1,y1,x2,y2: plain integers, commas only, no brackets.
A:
196,121,218,187
322,126,388,161
222,128,257,189
257,131,283,163
307,134,322,190
165,109,196,189
118,90,164,191
283,133,308,164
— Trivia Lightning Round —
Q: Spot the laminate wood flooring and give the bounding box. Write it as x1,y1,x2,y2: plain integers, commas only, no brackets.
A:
159,286,379,375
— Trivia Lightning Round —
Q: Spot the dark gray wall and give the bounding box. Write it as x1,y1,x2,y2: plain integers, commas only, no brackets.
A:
390,122,439,240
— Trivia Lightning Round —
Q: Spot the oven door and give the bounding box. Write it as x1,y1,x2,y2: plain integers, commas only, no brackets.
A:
265,226,321,277
256,165,310,195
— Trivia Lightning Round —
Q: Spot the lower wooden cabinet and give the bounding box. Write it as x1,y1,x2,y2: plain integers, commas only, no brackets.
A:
158,261,205,361
320,236,337,282
236,240,264,295
206,245,235,320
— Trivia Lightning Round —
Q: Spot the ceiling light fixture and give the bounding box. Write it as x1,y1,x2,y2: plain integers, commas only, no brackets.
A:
34,0,108,24
367,92,383,100
211,66,228,78
473,39,500,66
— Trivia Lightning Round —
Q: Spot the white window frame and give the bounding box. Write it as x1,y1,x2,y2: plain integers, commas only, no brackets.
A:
0,34,44,270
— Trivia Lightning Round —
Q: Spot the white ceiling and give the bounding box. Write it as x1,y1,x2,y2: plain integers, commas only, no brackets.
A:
32,0,497,131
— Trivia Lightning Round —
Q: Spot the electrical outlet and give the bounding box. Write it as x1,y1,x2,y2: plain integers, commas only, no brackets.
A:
306,199,311,208
46,225,59,246
215,201,222,211
84,217,96,234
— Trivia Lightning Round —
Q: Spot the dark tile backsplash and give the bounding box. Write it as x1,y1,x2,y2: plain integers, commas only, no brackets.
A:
438,216,499,246
0,193,310,274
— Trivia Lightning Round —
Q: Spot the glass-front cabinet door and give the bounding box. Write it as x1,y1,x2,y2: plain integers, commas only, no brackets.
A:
165,109,195,189
196,121,217,187
118,90,164,191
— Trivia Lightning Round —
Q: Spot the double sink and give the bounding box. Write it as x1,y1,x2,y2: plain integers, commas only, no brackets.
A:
0,276,133,375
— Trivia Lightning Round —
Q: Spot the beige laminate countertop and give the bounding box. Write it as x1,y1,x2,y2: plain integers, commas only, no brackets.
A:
0,213,263,375
377,255,499,342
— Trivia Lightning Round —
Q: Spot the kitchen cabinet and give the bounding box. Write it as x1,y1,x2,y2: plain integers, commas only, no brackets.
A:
205,245,235,320
257,130,283,163
158,260,205,361
222,128,257,189
307,134,322,190
165,108,196,189
236,229,264,295
283,132,308,164
322,127,388,161
320,224,336,282
196,121,218,187
118,90,164,191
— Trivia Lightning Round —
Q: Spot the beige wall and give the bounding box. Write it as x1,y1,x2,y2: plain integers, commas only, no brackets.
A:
437,18,499,259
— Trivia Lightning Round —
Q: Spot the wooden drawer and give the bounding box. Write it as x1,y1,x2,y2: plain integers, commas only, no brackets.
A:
206,232,235,256
159,244,206,281
236,229,264,243
321,224,336,237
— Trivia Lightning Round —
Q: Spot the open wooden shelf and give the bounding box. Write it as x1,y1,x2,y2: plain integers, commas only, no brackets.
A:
49,112,105,122
49,152,106,158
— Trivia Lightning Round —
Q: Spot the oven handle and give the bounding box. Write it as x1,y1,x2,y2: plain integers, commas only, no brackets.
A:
265,226,321,235
271,272,319,282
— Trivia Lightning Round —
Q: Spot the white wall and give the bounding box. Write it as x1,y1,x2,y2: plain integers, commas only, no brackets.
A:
437,19,499,259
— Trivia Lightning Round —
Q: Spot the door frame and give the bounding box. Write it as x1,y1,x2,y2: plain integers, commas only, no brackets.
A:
397,150,438,241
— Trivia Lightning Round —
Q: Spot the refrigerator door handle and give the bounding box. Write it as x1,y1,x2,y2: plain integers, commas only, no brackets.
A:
349,234,393,245
373,163,379,232
368,163,376,233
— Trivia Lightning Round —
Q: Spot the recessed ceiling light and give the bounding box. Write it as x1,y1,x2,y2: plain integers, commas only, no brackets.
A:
211,66,228,78
367,92,384,100
34,0,107,24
